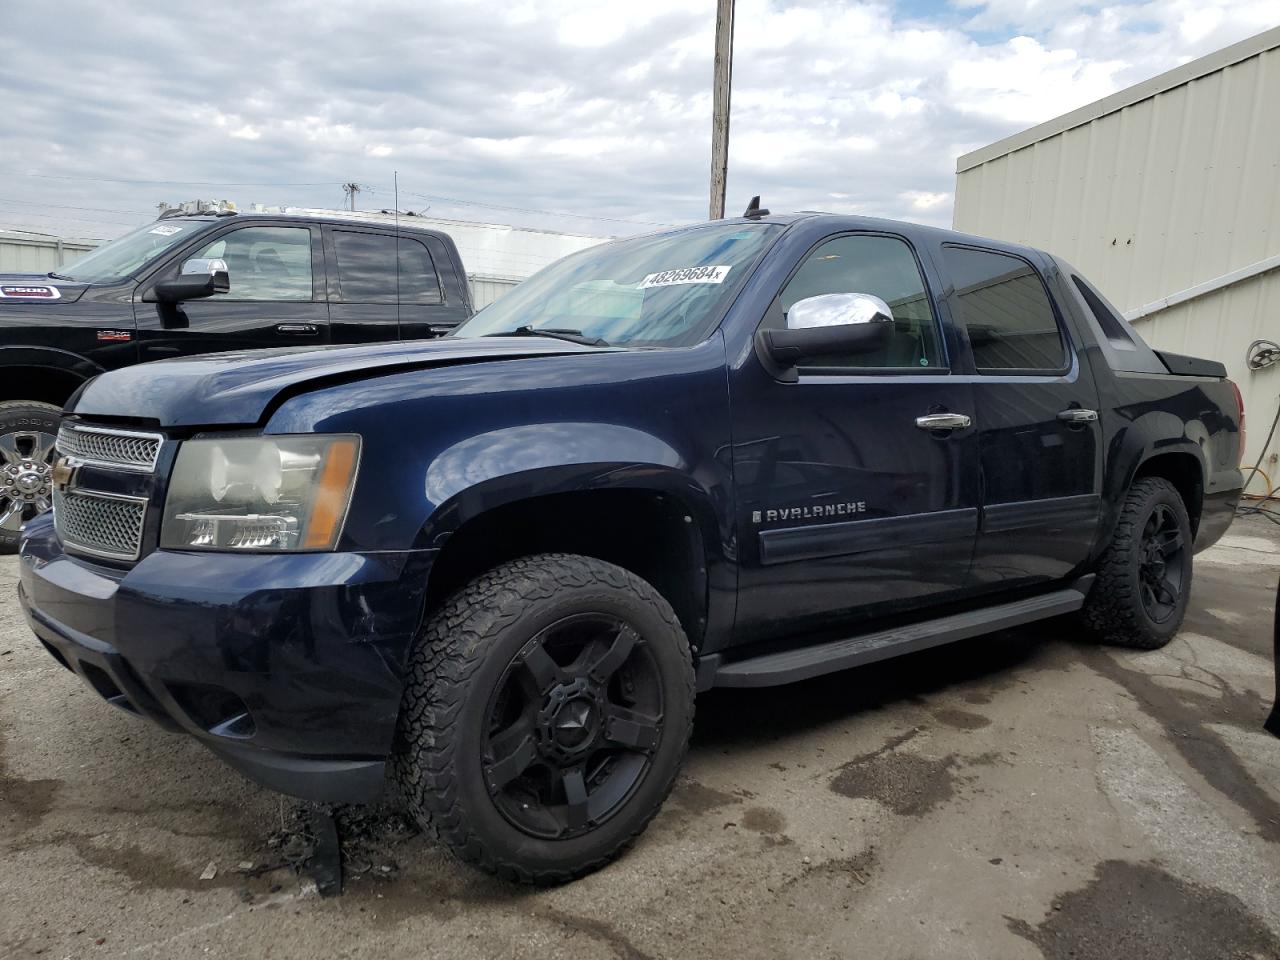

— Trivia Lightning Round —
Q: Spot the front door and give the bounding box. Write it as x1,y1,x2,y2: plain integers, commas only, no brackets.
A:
135,223,328,360
730,232,980,645
938,243,1102,588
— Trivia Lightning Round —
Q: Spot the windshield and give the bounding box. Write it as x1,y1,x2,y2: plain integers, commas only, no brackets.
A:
452,222,782,347
56,219,206,283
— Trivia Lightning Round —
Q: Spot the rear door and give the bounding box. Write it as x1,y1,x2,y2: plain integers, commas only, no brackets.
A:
730,231,980,644
324,227,403,344
135,222,328,360
938,244,1102,587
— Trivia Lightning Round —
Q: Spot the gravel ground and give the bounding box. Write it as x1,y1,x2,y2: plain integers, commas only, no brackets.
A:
1,516,1278,960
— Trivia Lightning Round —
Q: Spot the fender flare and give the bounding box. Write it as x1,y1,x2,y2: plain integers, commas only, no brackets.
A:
0,345,103,381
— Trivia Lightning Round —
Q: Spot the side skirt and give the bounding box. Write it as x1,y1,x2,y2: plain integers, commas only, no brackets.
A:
708,576,1094,689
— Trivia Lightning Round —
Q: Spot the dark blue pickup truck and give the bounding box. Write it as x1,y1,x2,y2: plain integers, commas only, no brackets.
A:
17,212,1244,883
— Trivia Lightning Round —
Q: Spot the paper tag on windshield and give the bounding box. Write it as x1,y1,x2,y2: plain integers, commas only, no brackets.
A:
639,265,731,288
150,224,183,236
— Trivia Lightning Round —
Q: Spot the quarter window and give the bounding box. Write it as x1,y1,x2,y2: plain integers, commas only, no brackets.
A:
776,234,944,370
194,226,313,301
398,237,443,305
942,245,1066,372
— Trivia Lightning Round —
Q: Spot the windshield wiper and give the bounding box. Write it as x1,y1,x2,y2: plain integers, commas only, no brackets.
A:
47,272,76,281
484,325,610,347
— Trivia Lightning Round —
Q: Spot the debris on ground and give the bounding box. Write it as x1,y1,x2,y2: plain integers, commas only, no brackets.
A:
257,801,421,897
199,862,217,881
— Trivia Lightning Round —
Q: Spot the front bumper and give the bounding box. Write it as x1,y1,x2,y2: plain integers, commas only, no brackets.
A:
18,515,435,803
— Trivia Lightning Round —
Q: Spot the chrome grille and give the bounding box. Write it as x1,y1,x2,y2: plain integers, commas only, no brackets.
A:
56,425,163,473
53,488,148,560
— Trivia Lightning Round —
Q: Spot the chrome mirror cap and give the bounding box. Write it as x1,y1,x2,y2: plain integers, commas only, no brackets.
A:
788,292,894,330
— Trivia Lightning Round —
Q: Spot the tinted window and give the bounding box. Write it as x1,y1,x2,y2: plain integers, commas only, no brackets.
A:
195,226,313,301
333,231,397,303
398,237,442,305
943,246,1065,372
777,234,943,369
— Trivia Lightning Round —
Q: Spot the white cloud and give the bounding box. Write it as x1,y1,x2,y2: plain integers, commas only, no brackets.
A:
0,0,1272,240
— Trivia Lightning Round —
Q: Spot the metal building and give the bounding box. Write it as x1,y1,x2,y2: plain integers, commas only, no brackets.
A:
0,230,99,274
953,26,1280,491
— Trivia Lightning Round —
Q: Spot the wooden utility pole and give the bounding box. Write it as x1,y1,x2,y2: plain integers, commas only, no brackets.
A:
709,0,735,219
342,182,361,211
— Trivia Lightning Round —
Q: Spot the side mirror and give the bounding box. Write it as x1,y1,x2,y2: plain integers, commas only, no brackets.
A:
153,258,230,303
758,293,895,367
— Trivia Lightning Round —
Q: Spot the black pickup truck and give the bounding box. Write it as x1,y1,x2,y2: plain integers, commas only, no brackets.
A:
0,212,472,551
18,212,1244,883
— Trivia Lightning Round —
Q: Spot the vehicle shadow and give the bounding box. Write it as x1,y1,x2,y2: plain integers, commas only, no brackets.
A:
690,618,1072,751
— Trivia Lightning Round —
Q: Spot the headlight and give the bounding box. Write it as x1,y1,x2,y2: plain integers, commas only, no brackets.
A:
161,435,360,552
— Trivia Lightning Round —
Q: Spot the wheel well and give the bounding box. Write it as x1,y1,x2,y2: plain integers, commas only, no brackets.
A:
0,366,84,408
1133,452,1204,534
424,489,708,647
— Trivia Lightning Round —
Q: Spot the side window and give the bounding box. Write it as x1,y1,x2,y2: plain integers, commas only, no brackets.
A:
942,245,1066,372
397,237,443,305
333,231,398,303
778,235,943,370
194,226,313,301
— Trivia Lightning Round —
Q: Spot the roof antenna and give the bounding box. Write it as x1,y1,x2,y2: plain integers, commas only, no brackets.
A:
394,171,400,308
742,195,769,219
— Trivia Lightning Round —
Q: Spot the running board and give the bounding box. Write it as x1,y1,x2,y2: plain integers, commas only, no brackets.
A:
711,576,1094,689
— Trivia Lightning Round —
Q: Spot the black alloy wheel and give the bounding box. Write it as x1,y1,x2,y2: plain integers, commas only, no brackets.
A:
482,612,664,840
1137,501,1187,624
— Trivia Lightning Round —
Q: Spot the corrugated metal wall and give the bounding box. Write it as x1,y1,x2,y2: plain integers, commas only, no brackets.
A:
953,33,1280,489
0,232,99,274
468,276,520,310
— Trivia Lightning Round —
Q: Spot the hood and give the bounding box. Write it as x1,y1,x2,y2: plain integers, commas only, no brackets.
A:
0,274,90,304
71,336,621,428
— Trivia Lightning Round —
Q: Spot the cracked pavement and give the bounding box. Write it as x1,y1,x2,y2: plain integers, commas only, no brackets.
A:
1,516,1277,959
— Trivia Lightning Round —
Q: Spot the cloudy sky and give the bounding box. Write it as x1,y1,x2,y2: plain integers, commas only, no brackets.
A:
0,0,1274,241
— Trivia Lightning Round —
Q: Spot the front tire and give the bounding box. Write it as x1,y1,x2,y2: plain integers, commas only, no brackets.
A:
0,401,61,555
1082,477,1193,649
394,553,695,884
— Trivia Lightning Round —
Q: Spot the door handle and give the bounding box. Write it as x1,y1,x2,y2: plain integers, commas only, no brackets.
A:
915,412,972,432
1057,408,1098,424
276,323,319,336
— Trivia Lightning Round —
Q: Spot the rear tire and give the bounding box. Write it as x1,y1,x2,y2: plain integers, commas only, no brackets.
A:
0,401,61,555
1081,477,1193,650
393,553,695,884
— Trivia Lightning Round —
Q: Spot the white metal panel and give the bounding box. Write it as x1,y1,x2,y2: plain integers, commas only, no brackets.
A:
468,276,521,310
0,233,98,274
953,30,1280,479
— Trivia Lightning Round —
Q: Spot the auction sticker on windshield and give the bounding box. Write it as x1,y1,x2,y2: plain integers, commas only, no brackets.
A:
640,265,731,288
149,224,184,236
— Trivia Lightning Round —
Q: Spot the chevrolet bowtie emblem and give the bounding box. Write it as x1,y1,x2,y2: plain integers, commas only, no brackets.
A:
50,457,77,492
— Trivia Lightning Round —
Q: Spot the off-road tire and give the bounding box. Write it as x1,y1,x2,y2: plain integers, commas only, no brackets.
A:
1081,477,1192,649
0,400,62,555
393,553,695,884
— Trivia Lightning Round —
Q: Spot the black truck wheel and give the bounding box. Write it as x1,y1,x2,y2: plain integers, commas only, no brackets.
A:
394,553,695,883
1082,477,1193,650
0,401,61,554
